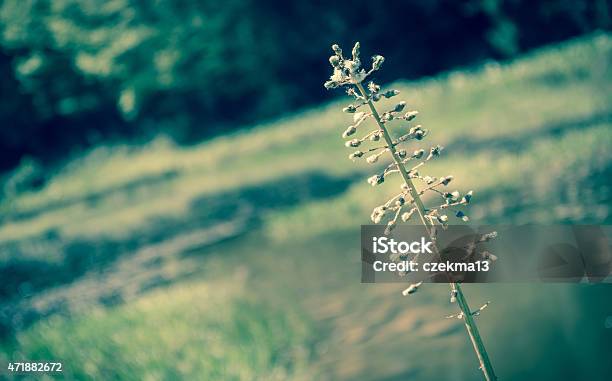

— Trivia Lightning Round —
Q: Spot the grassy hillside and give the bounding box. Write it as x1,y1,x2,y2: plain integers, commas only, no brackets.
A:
1,33,611,380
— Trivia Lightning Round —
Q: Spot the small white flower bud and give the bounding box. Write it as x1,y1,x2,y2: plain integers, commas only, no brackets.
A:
461,190,473,204
384,220,396,235
394,101,406,112
480,231,498,242
351,42,360,60
368,81,380,94
402,281,423,296
368,174,384,186
332,44,342,56
401,208,416,222
412,149,425,159
345,139,361,148
440,175,453,186
366,155,378,164
384,89,400,98
329,55,340,68
404,111,418,121
372,55,385,71
397,150,407,159
427,144,443,159
324,80,338,89
343,104,357,113
485,252,498,262
348,150,364,160
342,126,357,138
371,205,386,223
410,126,427,141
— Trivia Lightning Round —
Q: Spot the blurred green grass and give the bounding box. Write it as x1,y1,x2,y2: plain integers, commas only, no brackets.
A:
1,276,317,380
1,33,611,380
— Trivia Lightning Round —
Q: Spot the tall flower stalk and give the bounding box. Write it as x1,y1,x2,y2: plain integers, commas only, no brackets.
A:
324,42,497,381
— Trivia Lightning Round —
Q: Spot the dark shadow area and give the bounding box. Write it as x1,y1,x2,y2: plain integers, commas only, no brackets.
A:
447,111,612,155
0,170,356,336
1,2,608,170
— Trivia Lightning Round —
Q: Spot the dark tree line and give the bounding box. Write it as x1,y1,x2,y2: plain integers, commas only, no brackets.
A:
0,0,609,170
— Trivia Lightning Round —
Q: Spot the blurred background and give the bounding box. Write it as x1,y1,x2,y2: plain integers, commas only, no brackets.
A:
0,0,611,380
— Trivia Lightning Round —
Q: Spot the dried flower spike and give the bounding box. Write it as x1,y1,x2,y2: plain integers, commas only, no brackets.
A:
324,42,497,381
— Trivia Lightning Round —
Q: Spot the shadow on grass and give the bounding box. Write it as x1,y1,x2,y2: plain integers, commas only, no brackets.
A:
448,111,612,154
0,170,356,336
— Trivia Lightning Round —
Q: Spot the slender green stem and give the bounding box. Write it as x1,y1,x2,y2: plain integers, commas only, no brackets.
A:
355,82,497,381
453,283,497,381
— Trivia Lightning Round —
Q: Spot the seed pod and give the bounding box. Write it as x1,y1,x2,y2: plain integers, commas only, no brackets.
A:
368,174,384,186
372,93,381,102
423,176,435,184
461,190,473,204
413,149,425,159
404,111,418,121
402,281,423,296
345,139,361,148
324,80,338,89
440,176,453,186
370,132,381,141
343,104,357,113
401,208,416,222
348,150,364,160
342,126,357,138
484,252,498,262
479,231,498,242
385,220,396,235
410,126,427,140
397,150,407,159
384,89,400,98
371,205,387,223
427,144,443,159
394,101,406,112
367,154,380,164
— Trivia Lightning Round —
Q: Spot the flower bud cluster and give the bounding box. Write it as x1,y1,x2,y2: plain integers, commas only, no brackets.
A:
325,44,475,231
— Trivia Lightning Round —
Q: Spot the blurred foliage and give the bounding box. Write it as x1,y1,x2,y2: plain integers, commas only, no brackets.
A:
0,0,610,170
